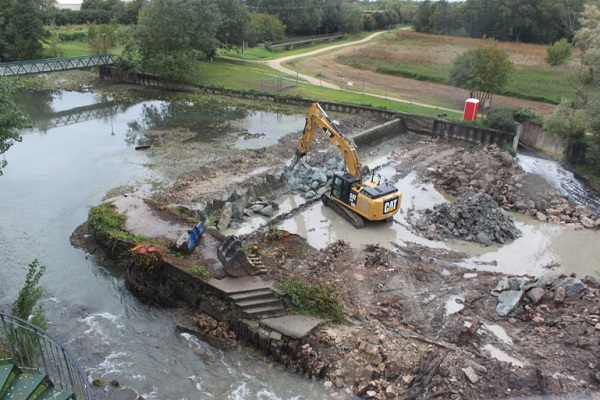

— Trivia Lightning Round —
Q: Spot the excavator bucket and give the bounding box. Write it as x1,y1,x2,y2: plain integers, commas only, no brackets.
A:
217,235,266,277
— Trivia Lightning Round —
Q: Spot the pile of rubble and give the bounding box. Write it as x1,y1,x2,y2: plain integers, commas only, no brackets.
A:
427,145,600,229
192,313,237,348
216,197,279,230
493,274,587,317
411,192,522,245
284,154,344,199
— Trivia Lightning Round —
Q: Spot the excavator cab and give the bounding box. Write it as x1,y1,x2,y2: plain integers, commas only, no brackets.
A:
330,172,360,207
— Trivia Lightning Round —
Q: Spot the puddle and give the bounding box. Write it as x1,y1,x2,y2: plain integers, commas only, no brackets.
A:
482,323,513,344
463,273,478,279
445,295,465,315
482,344,524,368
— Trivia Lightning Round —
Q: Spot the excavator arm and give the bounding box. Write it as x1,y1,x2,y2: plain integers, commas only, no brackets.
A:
293,103,364,182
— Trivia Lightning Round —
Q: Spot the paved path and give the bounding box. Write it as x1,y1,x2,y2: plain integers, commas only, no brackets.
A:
223,30,460,114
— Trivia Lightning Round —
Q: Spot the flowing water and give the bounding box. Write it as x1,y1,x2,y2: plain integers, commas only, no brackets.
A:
0,91,336,399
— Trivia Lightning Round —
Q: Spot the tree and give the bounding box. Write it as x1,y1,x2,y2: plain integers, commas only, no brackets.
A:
339,3,363,34
122,0,146,25
0,78,28,175
449,40,514,110
539,0,585,41
258,0,324,35
0,0,52,61
133,0,221,80
11,260,47,329
215,0,250,51
88,24,117,54
248,13,286,45
574,4,600,82
544,99,588,165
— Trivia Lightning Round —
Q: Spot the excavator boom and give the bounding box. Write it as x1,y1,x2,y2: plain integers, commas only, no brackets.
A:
294,103,364,181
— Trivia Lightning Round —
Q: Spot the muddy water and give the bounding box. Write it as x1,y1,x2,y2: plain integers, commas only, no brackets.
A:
0,91,335,399
271,156,600,278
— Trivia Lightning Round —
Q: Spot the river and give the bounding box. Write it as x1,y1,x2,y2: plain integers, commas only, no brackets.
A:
0,90,337,399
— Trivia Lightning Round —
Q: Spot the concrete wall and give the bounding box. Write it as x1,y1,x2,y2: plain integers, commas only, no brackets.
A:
519,120,565,160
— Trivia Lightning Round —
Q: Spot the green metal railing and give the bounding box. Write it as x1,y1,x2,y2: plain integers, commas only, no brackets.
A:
0,313,92,399
0,54,116,76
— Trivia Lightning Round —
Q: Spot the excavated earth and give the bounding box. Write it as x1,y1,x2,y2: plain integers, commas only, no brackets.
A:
127,105,600,399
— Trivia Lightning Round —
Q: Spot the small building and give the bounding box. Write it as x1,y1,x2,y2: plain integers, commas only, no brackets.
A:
54,0,83,11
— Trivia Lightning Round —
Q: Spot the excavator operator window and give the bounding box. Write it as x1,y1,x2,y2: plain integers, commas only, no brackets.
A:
332,176,343,199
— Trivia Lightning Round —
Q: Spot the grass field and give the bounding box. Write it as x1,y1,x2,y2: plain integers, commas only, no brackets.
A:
193,58,457,119
335,31,578,104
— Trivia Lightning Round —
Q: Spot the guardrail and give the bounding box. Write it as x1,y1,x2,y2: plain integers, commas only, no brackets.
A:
268,34,344,49
0,54,116,76
0,313,92,399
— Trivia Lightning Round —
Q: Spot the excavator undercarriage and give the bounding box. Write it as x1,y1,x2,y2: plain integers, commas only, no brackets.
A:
321,193,365,229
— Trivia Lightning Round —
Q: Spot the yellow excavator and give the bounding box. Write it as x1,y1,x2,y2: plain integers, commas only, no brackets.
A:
292,102,402,228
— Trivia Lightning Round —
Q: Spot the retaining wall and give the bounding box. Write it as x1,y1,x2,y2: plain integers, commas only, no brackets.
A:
519,120,565,160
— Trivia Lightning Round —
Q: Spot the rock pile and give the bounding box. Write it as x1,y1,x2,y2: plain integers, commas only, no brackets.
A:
284,155,344,199
412,192,522,245
216,197,279,230
493,275,587,317
193,313,237,348
428,145,600,229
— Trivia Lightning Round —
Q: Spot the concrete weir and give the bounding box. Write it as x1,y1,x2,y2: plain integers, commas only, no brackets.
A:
103,195,329,356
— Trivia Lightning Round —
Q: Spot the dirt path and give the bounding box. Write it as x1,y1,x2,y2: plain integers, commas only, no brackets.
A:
243,30,557,116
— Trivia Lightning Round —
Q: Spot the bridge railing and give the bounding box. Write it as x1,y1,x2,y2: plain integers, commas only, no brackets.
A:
267,34,344,49
0,54,116,76
0,313,92,399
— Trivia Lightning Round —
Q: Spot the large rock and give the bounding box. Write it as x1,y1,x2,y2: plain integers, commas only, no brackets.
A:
217,202,233,230
496,290,523,317
557,277,587,297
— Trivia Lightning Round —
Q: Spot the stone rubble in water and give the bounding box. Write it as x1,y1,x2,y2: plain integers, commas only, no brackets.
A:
427,144,600,230
284,154,344,199
412,192,522,245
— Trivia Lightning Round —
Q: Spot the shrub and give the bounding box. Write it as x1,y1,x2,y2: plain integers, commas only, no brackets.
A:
485,106,516,132
513,108,544,124
545,38,572,67
11,260,47,329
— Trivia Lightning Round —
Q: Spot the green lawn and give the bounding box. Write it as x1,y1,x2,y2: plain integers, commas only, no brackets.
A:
193,58,457,119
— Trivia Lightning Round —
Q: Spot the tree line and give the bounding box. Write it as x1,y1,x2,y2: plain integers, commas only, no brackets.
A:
413,0,587,44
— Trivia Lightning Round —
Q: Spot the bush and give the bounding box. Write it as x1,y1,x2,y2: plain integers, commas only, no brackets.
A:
545,38,572,67
57,31,87,42
513,108,544,124
279,276,344,323
485,106,516,132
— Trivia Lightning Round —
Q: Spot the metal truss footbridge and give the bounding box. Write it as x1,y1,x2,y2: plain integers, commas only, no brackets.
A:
0,54,116,76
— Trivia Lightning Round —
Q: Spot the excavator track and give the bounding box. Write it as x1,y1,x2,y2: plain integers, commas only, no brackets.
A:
322,193,365,229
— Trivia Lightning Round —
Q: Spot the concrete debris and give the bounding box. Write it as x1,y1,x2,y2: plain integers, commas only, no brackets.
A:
494,275,587,316
412,192,521,245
